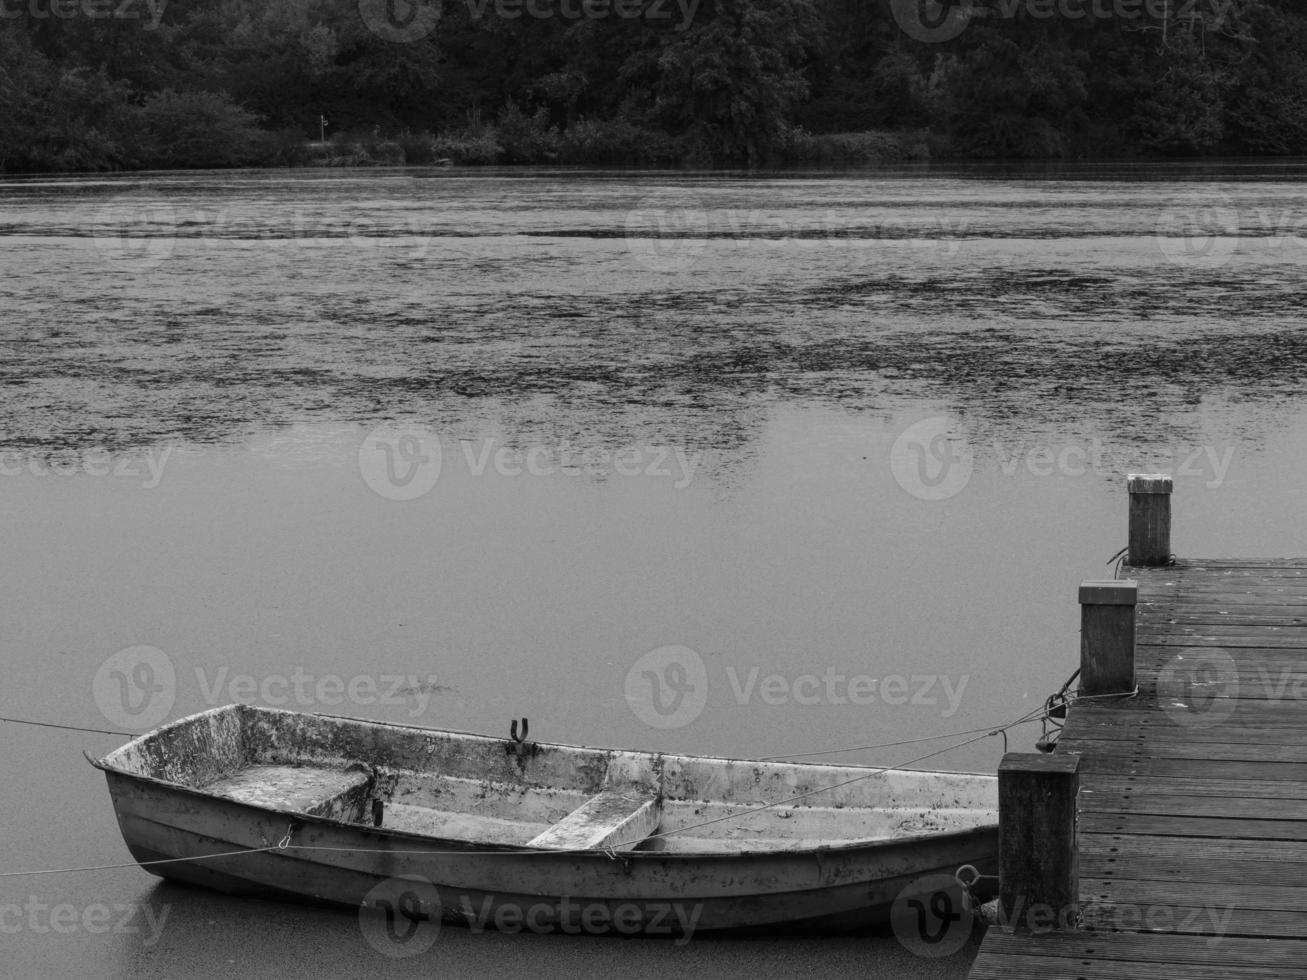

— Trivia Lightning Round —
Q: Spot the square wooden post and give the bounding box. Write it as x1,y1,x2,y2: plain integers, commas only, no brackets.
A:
998,752,1080,934
1079,580,1137,697
1127,473,1173,566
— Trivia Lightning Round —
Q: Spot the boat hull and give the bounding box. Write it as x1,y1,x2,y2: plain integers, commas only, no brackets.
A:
96,705,998,935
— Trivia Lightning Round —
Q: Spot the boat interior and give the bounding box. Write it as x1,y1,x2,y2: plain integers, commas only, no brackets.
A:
98,704,998,853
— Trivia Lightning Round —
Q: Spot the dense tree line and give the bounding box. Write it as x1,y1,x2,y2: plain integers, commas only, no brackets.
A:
2,0,1306,171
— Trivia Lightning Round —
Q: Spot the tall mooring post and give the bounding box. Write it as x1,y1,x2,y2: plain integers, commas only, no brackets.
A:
998,753,1081,933
1079,580,1138,697
1127,473,1173,566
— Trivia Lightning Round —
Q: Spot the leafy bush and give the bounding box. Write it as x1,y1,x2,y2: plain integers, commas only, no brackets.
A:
495,102,560,164
780,129,930,165
395,130,439,164
251,129,314,167
557,119,682,166
430,132,502,165
314,130,405,166
944,113,1071,159
135,90,268,168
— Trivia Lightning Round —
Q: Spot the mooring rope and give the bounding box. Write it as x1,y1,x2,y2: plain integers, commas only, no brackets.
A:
0,847,296,879
758,706,1047,762
0,830,297,879
0,715,131,737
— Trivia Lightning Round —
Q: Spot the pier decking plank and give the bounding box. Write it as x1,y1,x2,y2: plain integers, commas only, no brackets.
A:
968,558,1307,979
1079,854,1307,886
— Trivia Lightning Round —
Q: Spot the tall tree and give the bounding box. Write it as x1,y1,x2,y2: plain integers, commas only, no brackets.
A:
618,0,821,163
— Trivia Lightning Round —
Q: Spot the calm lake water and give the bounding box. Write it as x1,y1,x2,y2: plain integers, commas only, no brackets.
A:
2,161,1306,978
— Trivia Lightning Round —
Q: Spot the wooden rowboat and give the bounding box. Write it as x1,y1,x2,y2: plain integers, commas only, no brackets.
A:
91,704,998,935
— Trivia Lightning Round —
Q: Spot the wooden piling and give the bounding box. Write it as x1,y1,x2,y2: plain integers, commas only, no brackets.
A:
1127,473,1172,566
1078,579,1137,697
997,753,1080,934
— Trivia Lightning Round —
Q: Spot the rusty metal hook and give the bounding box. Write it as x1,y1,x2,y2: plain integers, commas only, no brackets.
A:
510,717,529,743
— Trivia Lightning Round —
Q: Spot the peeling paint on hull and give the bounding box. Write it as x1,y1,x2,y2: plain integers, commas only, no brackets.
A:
92,704,999,934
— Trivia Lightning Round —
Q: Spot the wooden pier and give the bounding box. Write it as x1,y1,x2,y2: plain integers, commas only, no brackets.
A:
968,475,1307,979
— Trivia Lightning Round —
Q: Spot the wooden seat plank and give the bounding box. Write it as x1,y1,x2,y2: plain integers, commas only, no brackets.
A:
526,791,661,851
204,763,371,819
